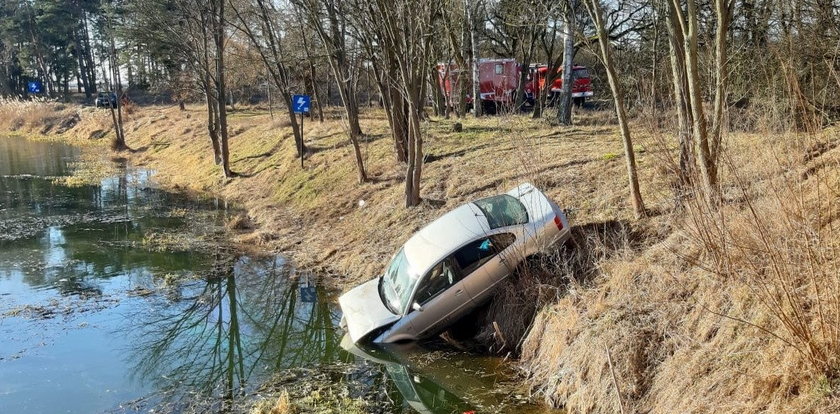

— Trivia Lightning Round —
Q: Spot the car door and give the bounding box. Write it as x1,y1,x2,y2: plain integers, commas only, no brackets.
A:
454,233,517,305
401,258,472,338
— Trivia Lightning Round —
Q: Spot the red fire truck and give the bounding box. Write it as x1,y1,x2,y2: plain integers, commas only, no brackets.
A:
534,64,594,106
437,58,593,112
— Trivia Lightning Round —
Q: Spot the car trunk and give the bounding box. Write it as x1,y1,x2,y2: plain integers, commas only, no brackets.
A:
507,183,567,253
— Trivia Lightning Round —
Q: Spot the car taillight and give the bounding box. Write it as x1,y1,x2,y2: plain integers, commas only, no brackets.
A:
554,215,564,231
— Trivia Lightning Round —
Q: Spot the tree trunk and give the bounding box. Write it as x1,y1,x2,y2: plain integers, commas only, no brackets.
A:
82,12,97,94
346,94,368,183
557,0,575,126
107,16,127,151
390,86,409,162
466,0,482,117
665,3,694,188
535,17,560,120
586,0,645,218
213,0,232,178
205,83,222,164
310,72,324,123
73,26,91,99
201,18,222,165
283,91,306,158
515,29,537,111
682,0,716,198
430,68,446,117
406,102,423,206
710,0,733,175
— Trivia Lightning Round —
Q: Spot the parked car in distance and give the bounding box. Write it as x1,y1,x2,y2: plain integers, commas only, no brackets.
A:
339,183,570,344
95,92,117,108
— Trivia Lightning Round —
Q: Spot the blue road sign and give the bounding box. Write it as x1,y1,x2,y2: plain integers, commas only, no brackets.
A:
292,94,310,114
27,81,43,94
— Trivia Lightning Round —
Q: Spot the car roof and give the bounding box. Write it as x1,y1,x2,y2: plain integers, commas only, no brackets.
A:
402,203,491,276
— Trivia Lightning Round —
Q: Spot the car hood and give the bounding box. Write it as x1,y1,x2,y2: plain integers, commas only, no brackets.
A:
339,278,400,344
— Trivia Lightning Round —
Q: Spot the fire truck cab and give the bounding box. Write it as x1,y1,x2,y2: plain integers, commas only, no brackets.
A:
535,64,594,106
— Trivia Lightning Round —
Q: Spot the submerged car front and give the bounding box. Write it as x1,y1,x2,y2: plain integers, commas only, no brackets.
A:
339,248,420,343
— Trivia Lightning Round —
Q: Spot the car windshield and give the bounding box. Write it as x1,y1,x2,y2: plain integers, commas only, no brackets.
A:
379,249,418,314
473,194,529,229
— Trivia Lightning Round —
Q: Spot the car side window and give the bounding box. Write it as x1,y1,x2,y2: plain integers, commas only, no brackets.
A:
452,233,516,276
413,259,459,305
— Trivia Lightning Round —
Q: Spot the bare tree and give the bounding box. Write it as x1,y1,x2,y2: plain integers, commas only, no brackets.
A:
129,0,232,170
440,1,470,118
355,0,439,206
292,0,368,183
666,0,717,200
229,0,307,160
293,6,324,123
102,5,127,151
352,6,409,163
211,0,232,177
583,0,645,218
710,0,735,175
663,1,693,188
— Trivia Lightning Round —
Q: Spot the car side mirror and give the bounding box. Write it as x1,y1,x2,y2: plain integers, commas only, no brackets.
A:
412,302,424,312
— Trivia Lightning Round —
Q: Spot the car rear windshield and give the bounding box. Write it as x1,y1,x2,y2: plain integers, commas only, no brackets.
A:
573,68,590,78
473,195,528,229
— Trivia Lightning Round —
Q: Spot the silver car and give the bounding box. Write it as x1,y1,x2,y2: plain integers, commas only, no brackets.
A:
339,183,570,344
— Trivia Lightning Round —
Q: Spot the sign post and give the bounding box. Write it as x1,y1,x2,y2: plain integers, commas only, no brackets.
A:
292,94,311,168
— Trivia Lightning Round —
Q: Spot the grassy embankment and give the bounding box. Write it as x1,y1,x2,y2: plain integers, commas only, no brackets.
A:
1,98,838,413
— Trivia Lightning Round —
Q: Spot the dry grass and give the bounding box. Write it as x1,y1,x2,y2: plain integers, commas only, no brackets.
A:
0,97,67,132
250,390,295,414
520,130,840,413
0,97,115,144
2,100,839,412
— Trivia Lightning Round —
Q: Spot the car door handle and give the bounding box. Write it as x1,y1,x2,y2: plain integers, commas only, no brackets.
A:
455,289,464,296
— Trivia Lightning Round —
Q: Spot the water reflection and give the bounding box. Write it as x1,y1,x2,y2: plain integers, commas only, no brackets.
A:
126,256,348,411
0,136,78,177
344,339,477,414
343,337,555,414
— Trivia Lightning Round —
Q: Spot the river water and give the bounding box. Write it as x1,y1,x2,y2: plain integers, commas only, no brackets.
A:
0,135,547,413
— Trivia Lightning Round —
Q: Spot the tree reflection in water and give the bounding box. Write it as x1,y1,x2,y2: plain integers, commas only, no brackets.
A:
126,252,348,411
